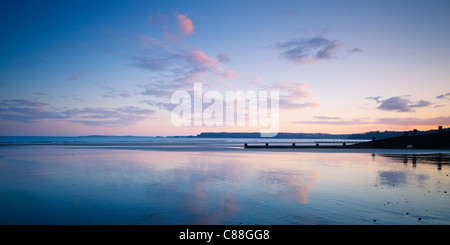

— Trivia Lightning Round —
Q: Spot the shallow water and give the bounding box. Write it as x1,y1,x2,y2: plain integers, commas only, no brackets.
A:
0,145,449,225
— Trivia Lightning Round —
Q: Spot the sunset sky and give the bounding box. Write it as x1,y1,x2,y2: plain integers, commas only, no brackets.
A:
1,0,450,136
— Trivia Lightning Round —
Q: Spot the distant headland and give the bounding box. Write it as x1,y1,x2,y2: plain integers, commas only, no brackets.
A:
189,126,450,140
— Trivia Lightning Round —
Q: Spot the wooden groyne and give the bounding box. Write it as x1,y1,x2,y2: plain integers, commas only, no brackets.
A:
244,142,356,149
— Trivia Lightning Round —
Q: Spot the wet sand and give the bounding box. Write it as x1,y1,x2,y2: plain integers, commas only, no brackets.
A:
0,143,449,225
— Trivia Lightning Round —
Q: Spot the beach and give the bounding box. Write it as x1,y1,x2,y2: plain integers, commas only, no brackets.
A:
0,140,449,225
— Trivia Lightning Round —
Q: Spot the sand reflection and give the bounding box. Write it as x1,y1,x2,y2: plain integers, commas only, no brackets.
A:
139,152,318,224
1,146,449,225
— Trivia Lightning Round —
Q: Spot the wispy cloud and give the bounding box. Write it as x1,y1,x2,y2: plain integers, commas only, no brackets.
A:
313,116,341,120
65,106,154,126
266,82,319,110
347,48,363,53
217,53,231,63
365,96,381,103
1,99,48,108
143,100,178,111
67,70,88,81
374,116,450,126
0,98,153,126
218,70,237,80
436,92,450,100
132,48,235,86
295,116,450,126
276,37,343,64
0,99,68,123
68,73,78,80
98,84,132,99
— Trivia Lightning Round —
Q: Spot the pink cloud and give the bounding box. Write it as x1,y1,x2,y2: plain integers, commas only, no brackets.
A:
219,70,237,80
187,49,217,68
176,14,194,36
67,71,88,81
217,53,231,63
163,31,176,42
68,73,78,80
147,15,156,25
268,82,319,110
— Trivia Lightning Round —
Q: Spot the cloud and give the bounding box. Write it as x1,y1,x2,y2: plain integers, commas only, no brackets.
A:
295,116,450,126
0,100,69,123
1,99,48,107
377,97,414,112
365,96,381,103
146,11,193,41
163,31,176,42
436,92,450,100
294,119,368,125
67,106,154,126
0,98,153,126
374,116,450,126
140,81,182,98
132,48,236,86
98,84,132,99
143,100,178,111
217,53,231,63
410,100,431,108
348,48,363,53
218,70,237,80
187,49,217,68
131,55,171,72
276,37,343,64
0,108,67,123
68,73,78,80
266,82,319,110
176,14,194,37
367,96,431,112
67,71,88,81
313,116,341,120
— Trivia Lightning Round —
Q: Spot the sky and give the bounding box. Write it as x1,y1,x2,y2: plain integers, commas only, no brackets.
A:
1,0,450,136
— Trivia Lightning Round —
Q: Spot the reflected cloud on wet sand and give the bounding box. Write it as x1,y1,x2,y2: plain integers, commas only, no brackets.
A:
0,146,449,225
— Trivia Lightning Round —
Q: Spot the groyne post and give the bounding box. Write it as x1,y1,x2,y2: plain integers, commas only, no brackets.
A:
403,131,408,149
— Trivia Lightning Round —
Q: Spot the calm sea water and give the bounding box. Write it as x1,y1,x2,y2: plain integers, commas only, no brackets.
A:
0,141,449,225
